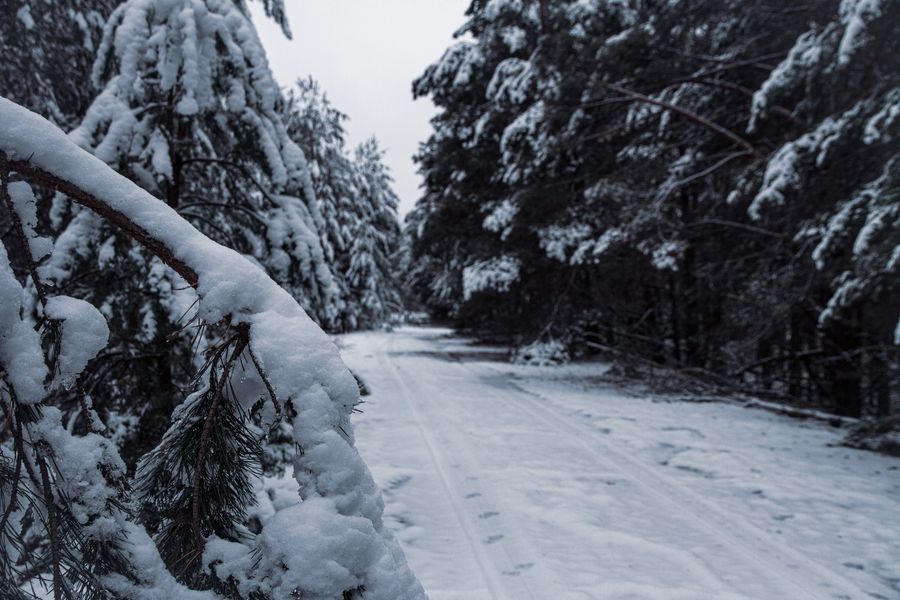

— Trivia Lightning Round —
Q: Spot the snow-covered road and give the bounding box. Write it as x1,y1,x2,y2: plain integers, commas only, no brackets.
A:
339,327,900,600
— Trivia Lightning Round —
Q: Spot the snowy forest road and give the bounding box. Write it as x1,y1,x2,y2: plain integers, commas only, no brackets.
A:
339,327,900,600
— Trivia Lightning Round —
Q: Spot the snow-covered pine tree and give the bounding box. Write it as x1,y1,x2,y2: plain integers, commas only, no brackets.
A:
347,138,403,329
285,82,404,331
400,207,464,320
410,0,898,413
740,0,900,415
0,0,118,317
0,0,117,129
43,0,341,466
284,78,358,330
401,0,541,321
2,94,425,599
245,0,291,39
1,119,207,600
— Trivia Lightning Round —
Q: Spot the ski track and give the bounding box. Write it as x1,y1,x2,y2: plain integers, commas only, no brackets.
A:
375,344,511,600
343,327,899,600
384,335,562,599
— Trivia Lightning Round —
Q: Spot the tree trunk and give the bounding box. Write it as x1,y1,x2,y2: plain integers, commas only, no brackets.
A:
788,308,803,399
826,315,862,418
870,349,892,417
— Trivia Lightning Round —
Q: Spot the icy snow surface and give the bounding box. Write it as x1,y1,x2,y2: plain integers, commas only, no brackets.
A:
338,327,900,600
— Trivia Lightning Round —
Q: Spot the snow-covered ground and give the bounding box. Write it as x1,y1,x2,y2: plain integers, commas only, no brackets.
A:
338,327,900,600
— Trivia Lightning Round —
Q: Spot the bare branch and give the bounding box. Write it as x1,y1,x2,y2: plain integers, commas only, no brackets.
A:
248,343,282,417
685,218,784,239
602,83,759,155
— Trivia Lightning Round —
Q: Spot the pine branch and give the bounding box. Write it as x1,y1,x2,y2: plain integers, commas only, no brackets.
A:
191,327,249,548
0,162,48,304
3,153,199,288
181,157,279,203
663,151,754,193
248,344,282,418
178,199,267,226
685,219,784,239
76,383,100,434
37,446,62,600
0,415,24,536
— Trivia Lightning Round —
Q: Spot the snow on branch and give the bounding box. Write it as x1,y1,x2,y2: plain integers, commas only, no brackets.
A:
0,96,424,599
463,255,521,300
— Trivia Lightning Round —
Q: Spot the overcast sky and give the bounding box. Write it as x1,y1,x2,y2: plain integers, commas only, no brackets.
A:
250,1,471,217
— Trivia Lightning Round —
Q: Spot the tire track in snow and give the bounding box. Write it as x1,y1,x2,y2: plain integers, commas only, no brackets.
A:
374,338,511,600
441,353,871,600
389,339,562,598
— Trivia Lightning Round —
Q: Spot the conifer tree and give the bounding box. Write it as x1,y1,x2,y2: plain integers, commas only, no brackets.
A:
286,82,404,331
409,0,899,413
0,0,117,128
44,0,340,464
740,0,900,415
2,1,424,597
284,78,358,329
347,138,403,328
2,92,426,599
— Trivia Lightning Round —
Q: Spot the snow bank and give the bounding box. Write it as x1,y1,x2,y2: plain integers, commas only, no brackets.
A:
843,416,900,456
512,339,569,366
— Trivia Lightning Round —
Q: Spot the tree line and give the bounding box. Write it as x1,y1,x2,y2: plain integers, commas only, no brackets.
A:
407,0,900,417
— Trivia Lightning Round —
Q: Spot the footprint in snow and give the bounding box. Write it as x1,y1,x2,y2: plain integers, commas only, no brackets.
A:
479,511,499,519
484,534,504,544
502,563,534,576
772,514,794,522
465,492,482,499
661,426,705,439
385,475,411,492
671,464,716,479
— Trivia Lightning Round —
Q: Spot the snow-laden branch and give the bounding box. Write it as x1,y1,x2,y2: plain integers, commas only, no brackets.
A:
0,96,424,599
1,151,200,288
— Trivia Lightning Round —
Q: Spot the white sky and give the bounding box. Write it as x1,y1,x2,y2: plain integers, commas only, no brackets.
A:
250,1,471,217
